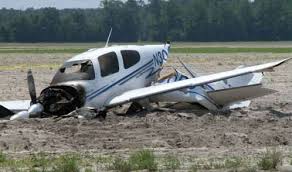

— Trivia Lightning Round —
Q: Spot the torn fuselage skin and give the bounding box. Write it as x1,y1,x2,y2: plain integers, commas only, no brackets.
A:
37,85,85,117
35,60,93,117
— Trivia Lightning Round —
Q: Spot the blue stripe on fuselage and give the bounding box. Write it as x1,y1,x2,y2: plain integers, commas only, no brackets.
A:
118,62,155,85
146,67,161,78
86,59,154,100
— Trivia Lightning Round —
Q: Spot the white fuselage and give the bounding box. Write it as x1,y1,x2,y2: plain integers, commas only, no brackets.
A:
53,44,170,110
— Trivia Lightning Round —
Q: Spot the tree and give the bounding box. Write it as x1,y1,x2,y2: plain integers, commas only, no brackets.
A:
1,0,292,42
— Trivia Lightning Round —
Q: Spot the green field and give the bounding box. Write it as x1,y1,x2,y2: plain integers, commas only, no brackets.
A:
0,42,292,54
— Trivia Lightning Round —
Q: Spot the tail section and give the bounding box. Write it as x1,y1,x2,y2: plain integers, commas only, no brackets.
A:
207,84,276,106
207,70,276,109
154,64,278,111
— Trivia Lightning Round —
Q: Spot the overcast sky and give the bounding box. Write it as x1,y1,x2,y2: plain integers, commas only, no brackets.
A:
0,0,102,9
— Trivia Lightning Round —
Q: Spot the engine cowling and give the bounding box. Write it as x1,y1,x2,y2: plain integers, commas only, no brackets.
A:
38,85,85,116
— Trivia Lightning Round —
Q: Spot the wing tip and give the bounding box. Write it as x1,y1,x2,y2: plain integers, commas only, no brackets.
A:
276,57,292,66
263,57,292,72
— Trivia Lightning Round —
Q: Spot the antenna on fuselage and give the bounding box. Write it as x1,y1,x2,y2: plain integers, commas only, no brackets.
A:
105,27,112,48
177,57,197,78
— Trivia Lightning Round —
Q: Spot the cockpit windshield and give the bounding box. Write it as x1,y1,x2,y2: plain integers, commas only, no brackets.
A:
51,60,95,85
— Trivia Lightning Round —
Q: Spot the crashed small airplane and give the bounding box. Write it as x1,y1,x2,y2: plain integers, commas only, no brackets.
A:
0,38,290,120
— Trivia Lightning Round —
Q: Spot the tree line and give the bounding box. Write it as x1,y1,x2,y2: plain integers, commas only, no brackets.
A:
0,0,292,42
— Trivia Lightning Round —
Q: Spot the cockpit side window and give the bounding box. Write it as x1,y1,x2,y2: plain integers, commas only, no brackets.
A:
98,52,119,77
121,50,140,69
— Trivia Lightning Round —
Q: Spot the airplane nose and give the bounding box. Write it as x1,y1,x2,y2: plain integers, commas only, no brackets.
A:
10,85,85,120
28,103,44,117
10,103,44,120
38,85,85,116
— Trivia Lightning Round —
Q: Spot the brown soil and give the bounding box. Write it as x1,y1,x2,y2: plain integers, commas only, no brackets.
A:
0,53,291,158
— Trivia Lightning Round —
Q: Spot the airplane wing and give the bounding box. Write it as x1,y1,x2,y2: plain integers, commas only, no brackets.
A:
106,58,291,107
0,100,30,114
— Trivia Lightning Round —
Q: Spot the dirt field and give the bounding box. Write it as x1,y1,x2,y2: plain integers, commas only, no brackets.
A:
0,43,292,171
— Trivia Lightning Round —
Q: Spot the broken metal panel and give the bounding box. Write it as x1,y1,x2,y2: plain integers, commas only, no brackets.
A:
51,60,95,85
153,70,219,111
153,69,273,111
223,100,251,110
38,85,85,116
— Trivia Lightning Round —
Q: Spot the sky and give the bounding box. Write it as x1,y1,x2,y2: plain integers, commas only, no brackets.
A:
0,0,102,9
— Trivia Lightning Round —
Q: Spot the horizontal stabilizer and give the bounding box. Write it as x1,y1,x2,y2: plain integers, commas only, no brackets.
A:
207,84,276,106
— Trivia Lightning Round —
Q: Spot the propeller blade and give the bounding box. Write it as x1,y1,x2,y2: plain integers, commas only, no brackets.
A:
27,69,37,104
